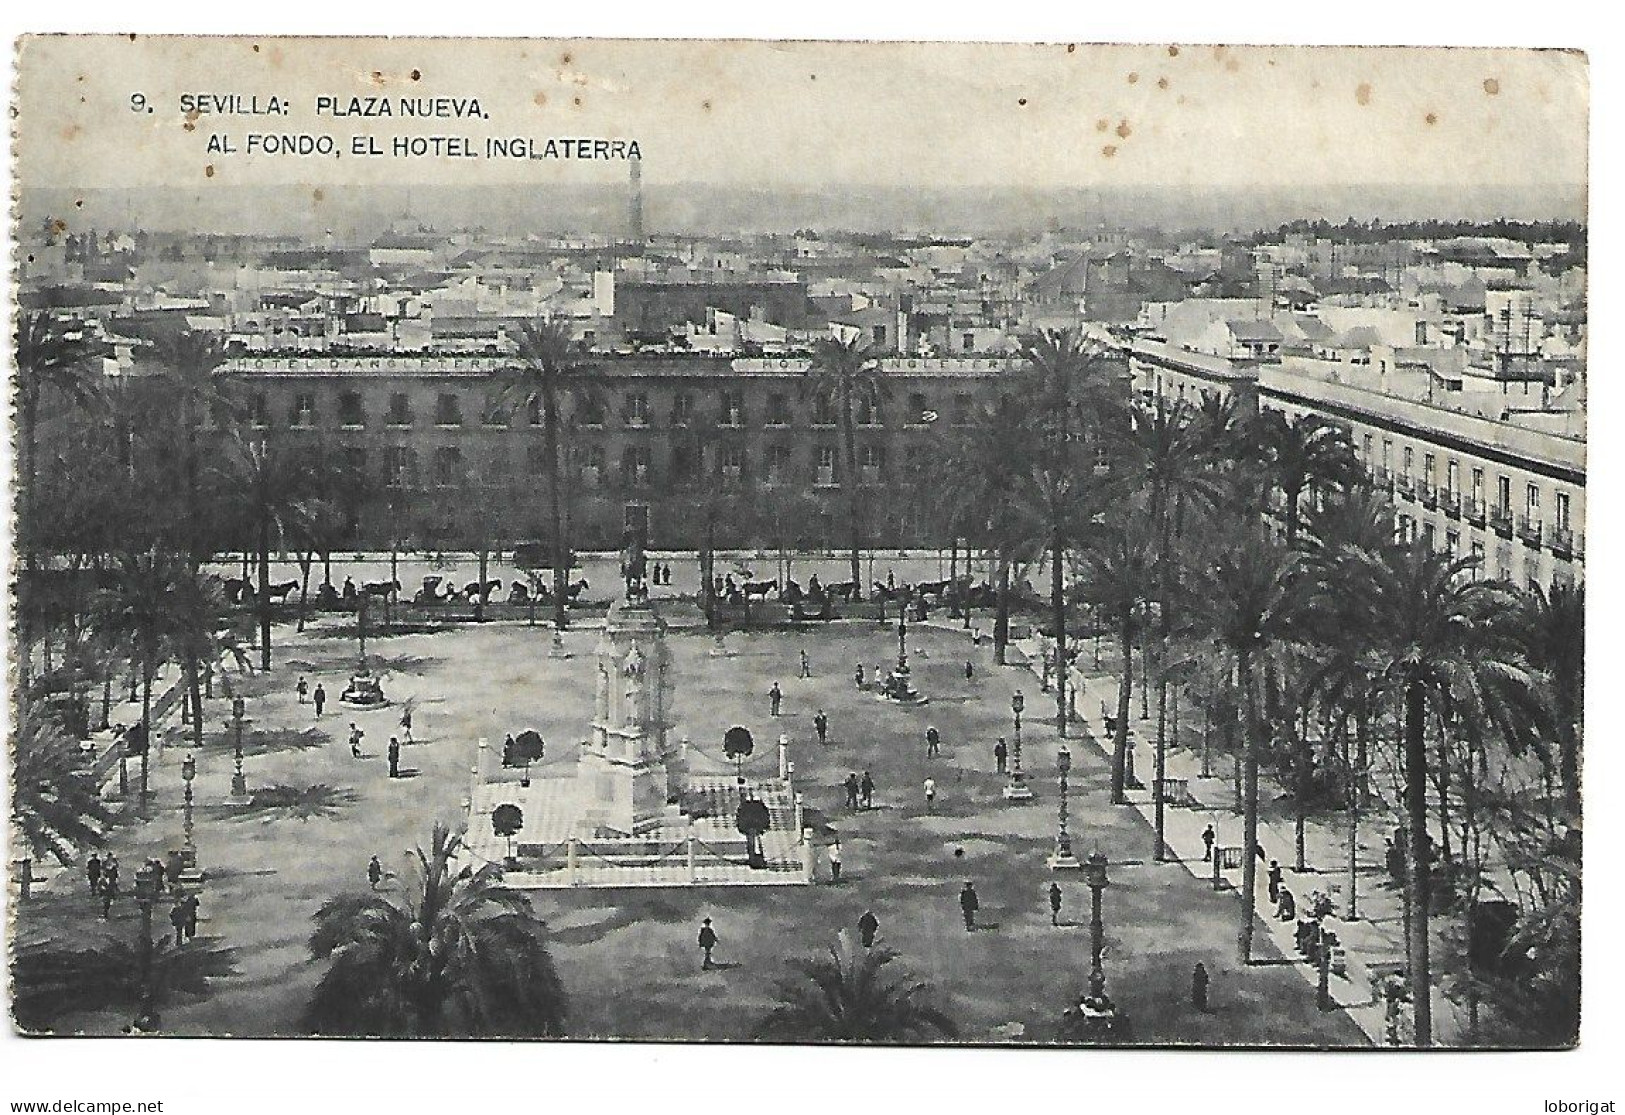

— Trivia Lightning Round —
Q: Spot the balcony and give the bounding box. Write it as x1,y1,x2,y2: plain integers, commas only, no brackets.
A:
1490,506,1515,539
1465,497,1488,527
1441,490,1461,519
1517,514,1543,549
1420,483,1438,511
1396,474,1416,501
1550,526,1583,561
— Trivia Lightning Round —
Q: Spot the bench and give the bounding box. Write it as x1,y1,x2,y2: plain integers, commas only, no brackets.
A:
1153,777,1190,806
1211,845,1245,890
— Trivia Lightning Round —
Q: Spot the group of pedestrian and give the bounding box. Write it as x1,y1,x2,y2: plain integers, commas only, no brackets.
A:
86,851,119,917
298,676,327,717
843,771,876,811
86,850,200,939
649,562,672,586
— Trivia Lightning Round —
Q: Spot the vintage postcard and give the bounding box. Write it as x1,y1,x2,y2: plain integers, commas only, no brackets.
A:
7,36,1586,1050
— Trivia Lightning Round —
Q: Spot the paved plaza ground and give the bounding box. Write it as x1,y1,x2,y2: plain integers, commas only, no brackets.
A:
16,611,1367,1045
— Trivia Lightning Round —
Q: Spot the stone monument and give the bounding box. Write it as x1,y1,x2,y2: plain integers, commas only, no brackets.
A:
576,505,684,835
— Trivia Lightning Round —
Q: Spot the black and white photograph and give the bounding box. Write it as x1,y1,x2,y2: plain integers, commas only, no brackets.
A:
2,20,1609,1106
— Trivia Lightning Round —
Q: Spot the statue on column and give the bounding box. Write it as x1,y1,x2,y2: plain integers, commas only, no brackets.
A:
623,502,649,603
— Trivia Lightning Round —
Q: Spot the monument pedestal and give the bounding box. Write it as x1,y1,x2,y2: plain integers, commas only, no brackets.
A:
340,664,386,707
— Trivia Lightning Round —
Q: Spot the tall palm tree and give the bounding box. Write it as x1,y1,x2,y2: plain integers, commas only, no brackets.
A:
307,823,567,1037
803,335,888,597
1017,329,1128,735
215,431,313,671
1350,542,1543,1046
1071,507,1156,804
1184,526,1311,963
140,327,232,562
11,700,112,867
759,933,957,1043
1252,409,1357,548
940,393,1031,663
496,319,603,632
1517,582,1584,819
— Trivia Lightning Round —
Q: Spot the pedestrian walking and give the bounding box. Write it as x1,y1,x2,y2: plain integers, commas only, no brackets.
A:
993,737,1008,774
769,682,783,717
858,909,880,948
965,660,975,680
313,683,326,717
828,840,842,884
923,776,937,813
698,918,718,970
388,737,401,778
400,706,413,743
800,649,811,679
855,663,866,690
844,772,861,811
926,726,941,757
959,881,979,931
1202,824,1216,862
86,852,102,896
349,723,364,759
1049,881,1063,926
860,771,875,810
367,855,383,890
296,676,309,703
1192,963,1210,1012
1277,887,1296,922
1268,860,1283,905
103,853,119,895
100,874,118,918
814,710,829,745
170,900,188,946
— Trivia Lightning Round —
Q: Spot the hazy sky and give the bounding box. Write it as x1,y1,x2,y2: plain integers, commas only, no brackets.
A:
16,38,1587,194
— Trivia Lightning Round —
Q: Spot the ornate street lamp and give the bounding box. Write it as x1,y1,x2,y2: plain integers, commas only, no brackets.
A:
1003,689,1034,801
1048,744,1081,870
181,753,197,862
1083,851,1111,1002
228,697,249,802
132,862,163,1031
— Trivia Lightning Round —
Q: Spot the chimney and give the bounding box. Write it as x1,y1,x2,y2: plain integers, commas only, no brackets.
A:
628,156,645,243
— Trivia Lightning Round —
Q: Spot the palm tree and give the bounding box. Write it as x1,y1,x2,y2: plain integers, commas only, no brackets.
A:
1120,397,1231,858
1017,329,1128,735
140,326,232,561
1517,582,1584,819
1252,409,1357,548
496,319,603,632
307,823,567,1037
940,393,1032,663
759,933,957,1042
803,335,888,597
1184,525,1311,963
1071,507,1156,804
215,431,314,671
1350,543,1543,1046
11,700,112,867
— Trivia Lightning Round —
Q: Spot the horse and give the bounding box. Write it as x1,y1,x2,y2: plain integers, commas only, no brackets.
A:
915,579,952,602
743,579,778,602
508,581,532,603
264,581,298,605
563,578,589,602
363,579,401,599
825,580,859,602
463,578,503,602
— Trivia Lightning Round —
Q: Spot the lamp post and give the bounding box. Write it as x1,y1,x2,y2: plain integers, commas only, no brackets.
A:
228,697,249,802
1084,851,1110,1000
1003,689,1034,801
181,752,197,864
132,862,163,1031
1048,744,1081,870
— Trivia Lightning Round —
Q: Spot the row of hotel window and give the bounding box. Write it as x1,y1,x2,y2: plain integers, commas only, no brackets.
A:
1394,513,1560,590
239,389,977,429
1362,433,1576,535
366,443,907,488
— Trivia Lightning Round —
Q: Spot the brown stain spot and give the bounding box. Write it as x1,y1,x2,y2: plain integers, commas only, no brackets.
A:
1157,77,1169,90
702,99,712,112
1116,120,1132,139
410,69,422,82
1168,45,1180,57
74,198,84,209
809,73,817,80
1483,78,1500,95
1017,97,1027,107
182,108,200,133
1095,118,1109,133
533,91,548,107
51,218,68,235
1225,58,1240,73
1356,83,1372,106
204,164,215,178
252,44,260,54
370,70,386,87
128,33,136,41
562,52,572,65
313,188,325,203
1102,145,1117,158
1127,72,1139,84
1425,112,1438,125
1067,44,1076,54
573,96,583,108
61,123,82,141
